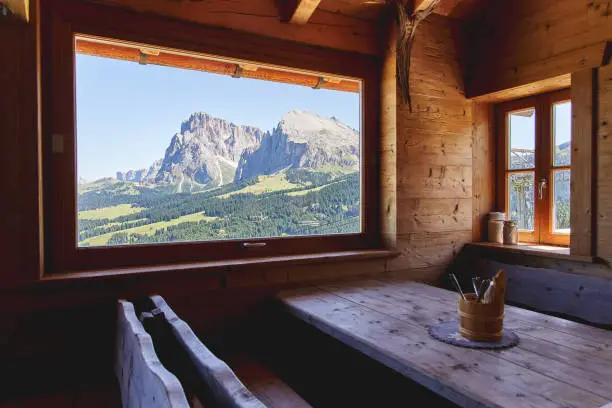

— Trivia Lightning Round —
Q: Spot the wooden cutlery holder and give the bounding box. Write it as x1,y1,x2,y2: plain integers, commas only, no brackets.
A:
457,293,504,342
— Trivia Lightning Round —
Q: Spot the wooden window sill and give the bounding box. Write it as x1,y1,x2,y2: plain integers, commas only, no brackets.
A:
41,249,399,283
468,242,595,263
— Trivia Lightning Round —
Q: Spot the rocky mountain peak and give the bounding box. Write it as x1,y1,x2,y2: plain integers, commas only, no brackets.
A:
235,110,359,181
116,110,359,189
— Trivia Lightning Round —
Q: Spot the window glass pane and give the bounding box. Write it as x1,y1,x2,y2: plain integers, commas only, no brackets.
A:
76,36,362,247
553,101,571,167
553,169,571,233
508,172,535,231
508,108,536,170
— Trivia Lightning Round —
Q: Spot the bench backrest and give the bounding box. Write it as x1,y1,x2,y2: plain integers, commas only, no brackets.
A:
149,295,267,408
116,300,190,408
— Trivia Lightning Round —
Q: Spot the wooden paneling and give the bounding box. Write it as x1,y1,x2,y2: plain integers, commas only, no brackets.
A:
388,14,472,279
468,43,607,99
455,244,612,326
466,0,611,99
388,231,472,273
571,69,597,256
399,198,472,233
0,8,42,285
380,20,397,249
597,64,612,262
471,74,571,104
471,102,495,241
83,0,381,55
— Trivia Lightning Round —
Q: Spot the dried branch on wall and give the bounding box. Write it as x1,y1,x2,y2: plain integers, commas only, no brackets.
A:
394,0,440,111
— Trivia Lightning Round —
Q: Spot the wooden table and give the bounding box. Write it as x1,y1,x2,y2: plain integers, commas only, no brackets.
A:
277,278,612,408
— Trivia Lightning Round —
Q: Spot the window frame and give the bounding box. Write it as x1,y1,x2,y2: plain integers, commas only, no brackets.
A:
496,89,571,246
42,0,381,273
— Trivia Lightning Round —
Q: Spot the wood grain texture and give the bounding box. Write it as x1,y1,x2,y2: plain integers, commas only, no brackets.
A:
4,0,29,21
278,279,612,407
469,43,607,99
597,64,612,263
464,257,612,326
391,14,472,280
470,74,571,104
76,38,359,93
387,230,472,272
277,0,322,24
116,300,189,408
466,0,611,98
83,0,381,55
380,19,397,249
149,296,267,408
571,69,596,256
0,6,42,286
471,102,494,241
230,355,312,408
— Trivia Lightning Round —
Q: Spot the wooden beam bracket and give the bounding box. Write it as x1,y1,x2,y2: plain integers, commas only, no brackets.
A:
276,0,322,25
232,65,243,78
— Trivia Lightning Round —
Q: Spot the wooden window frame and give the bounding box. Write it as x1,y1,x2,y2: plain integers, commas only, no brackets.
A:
41,0,381,274
496,89,571,246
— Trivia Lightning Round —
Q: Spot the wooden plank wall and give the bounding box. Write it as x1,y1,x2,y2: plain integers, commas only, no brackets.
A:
386,15,473,282
466,0,611,98
471,103,495,241
0,12,42,286
597,64,612,262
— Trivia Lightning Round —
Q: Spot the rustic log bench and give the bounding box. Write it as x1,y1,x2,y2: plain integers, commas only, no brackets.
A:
136,295,311,408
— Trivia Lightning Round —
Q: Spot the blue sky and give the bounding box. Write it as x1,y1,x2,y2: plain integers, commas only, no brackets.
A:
76,54,361,181
509,102,571,151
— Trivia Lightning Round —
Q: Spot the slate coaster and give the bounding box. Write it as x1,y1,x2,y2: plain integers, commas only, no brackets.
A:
428,321,519,349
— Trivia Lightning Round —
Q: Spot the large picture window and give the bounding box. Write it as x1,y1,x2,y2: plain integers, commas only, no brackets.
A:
75,36,362,248
496,89,571,246
43,1,380,272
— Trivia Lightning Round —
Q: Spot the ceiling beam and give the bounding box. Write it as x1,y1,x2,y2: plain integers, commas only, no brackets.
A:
413,0,438,13
277,0,322,25
2,0,29,21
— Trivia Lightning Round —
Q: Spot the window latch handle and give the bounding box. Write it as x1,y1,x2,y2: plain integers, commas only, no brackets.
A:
538,178,547,200
242,242,267,248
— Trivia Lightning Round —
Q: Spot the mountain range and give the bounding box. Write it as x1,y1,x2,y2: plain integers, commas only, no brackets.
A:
116,110,359,188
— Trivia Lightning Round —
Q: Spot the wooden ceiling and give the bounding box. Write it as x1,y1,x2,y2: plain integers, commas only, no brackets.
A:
314,0,488,22
80,0,489,55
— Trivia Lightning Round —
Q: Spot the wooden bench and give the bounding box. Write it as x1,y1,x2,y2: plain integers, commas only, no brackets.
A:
116,300,190,408
142,295,311,408
228,355,312,408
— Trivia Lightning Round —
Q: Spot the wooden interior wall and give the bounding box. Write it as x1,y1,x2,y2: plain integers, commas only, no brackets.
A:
466,0,611,98
386,14,473,282
471,102,495,241
597,64,612,262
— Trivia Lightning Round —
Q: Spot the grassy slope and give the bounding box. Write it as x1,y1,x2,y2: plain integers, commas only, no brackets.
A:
78,204,144,220
219,173,301,198
80,212,218,246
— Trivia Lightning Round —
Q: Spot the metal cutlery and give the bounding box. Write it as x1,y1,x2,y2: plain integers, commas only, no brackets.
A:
449,273,466,300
